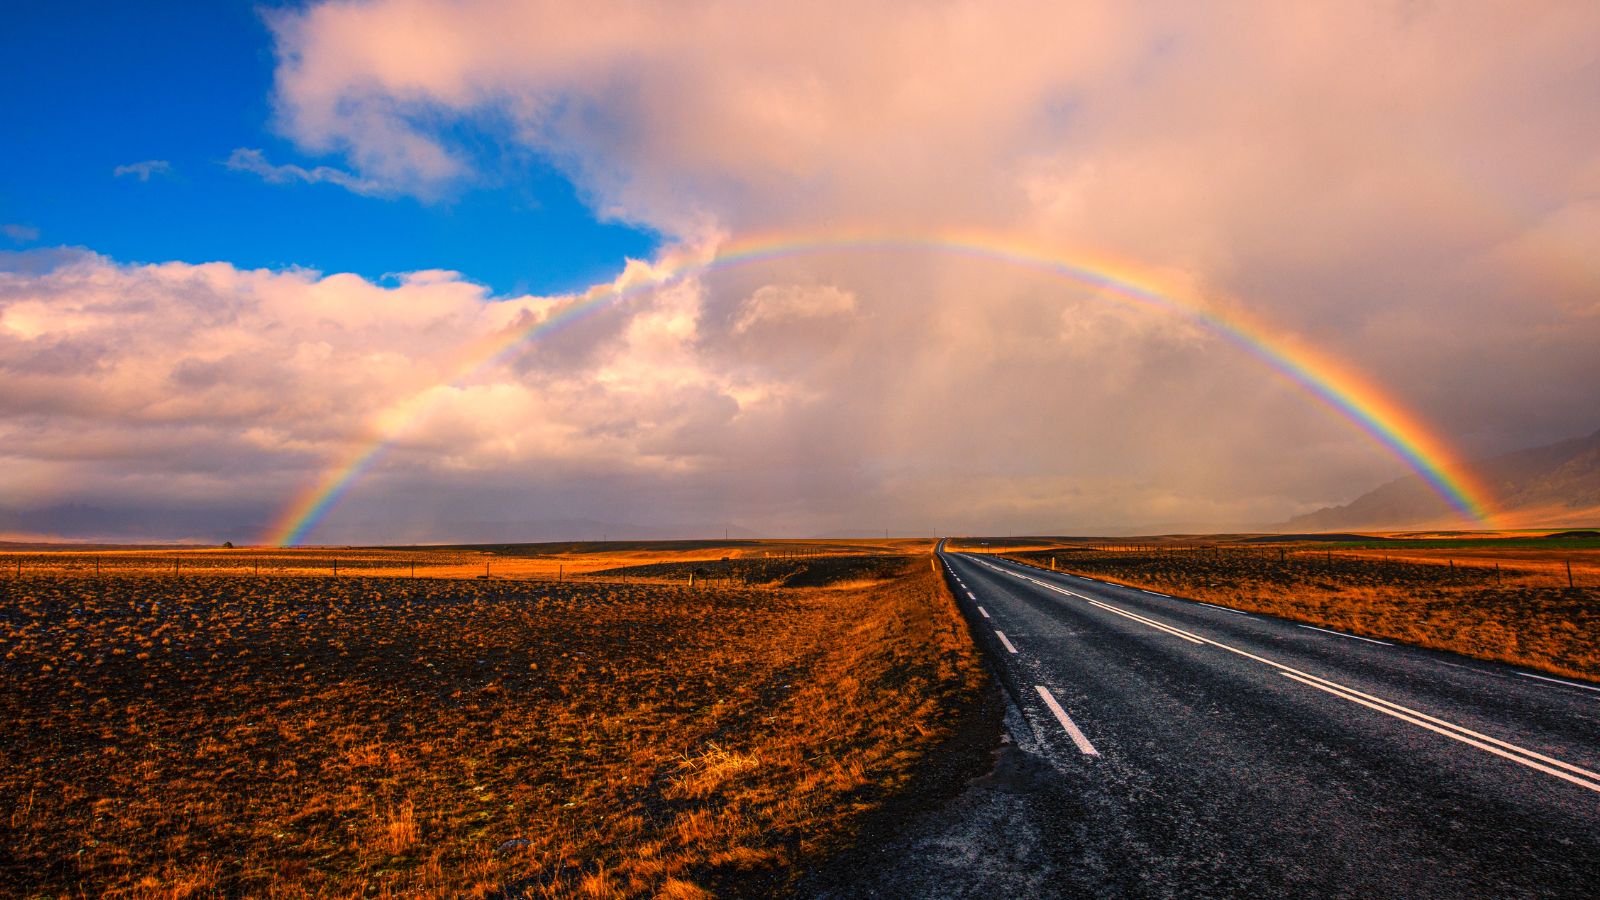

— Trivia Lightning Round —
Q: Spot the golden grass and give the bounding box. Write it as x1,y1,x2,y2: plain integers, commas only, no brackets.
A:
1337,546,1600,581
1005,546,1600,680
0,551,983,897
0,538,935,582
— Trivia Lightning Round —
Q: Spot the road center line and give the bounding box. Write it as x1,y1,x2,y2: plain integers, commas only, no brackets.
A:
1518,672,1600,694
1296,623,1392,646
966,590,976,599
993,568,1208,646
1083,598,1207,645
1197,601,1253,616
1035,685,1100,756
1280,672,1600,794
995,630,1019,654
978,606,990,619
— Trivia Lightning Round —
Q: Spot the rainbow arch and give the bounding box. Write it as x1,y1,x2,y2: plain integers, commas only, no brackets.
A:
263,231,1498,545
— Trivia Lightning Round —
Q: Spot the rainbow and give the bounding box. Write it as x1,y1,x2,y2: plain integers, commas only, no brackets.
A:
264,230,1498,545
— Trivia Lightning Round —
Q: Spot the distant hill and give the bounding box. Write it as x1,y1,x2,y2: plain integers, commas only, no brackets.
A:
1286,427,1600,531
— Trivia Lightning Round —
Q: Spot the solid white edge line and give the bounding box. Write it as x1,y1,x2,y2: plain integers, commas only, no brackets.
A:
1437,660,1504,678
1518,672,1600,694
1280,672,1600,794
979,606,990,618
1035,685,1100,756
1296,623,1392,646
995,630,1019,654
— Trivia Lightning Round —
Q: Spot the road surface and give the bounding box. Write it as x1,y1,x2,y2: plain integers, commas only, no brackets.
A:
812,547,1600,897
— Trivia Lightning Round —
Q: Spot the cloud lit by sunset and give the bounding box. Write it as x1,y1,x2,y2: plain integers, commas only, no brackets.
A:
4,1,1599,543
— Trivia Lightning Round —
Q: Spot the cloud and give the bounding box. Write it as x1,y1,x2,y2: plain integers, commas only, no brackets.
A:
260,1,1600,449
2,224,39,243
732,284,855,333
16,229,1592,543
11,1,1600,540
112,160,173,181
225,147,383,195
0,247,796,539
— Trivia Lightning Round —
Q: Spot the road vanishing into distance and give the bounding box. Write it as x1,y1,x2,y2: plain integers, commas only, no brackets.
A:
814,546,1600,898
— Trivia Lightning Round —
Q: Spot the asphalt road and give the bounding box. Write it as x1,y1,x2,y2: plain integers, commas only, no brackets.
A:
813,547,1600,898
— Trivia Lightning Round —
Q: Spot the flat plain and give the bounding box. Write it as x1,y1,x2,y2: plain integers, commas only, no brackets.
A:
0,543,983,898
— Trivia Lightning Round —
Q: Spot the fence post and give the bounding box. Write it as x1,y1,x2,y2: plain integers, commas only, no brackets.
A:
1569,560,1575,588
333,558,337,576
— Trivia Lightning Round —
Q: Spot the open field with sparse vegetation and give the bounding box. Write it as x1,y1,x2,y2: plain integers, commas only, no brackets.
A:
973,534,1600,681
0,538,936,583
0,545,985,898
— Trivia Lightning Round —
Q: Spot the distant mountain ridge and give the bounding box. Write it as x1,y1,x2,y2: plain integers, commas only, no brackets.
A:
1286,426,1600,531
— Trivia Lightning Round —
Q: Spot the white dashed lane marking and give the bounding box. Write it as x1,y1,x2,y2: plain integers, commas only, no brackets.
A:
1036,685,1100,756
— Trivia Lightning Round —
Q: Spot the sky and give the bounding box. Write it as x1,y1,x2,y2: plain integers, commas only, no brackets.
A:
3,0,1599,544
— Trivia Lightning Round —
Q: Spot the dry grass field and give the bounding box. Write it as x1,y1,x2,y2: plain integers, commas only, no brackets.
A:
990,538,1600,681
0,547,985,897
0,538,932,583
